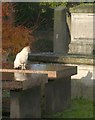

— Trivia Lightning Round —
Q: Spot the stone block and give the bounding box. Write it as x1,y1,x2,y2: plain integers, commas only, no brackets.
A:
69,13,95,55
45,77,71,114
1,63,77,118
10,87,42,118
70,64,94,100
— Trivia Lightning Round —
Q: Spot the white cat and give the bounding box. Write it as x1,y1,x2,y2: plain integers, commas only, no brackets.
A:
14,46,31,70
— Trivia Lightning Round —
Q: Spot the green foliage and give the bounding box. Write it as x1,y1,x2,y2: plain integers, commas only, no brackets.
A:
32,38,53,52
14,2,67,30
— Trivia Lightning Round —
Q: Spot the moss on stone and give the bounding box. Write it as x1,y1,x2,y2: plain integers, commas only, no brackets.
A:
70,3,95,13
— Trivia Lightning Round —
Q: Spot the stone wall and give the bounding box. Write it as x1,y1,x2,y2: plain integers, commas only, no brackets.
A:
68,64,94,100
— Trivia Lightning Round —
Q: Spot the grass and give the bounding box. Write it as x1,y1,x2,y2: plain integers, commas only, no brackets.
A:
47,98,94,118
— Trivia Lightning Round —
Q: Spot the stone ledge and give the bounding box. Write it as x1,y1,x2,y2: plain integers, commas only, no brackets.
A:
1,73,48,90
0,64,77,79
29,53,95,65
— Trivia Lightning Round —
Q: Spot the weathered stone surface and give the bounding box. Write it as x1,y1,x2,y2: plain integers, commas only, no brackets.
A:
10,77,71,118
69,64,94,100
9,73,48,118
29,53,94,100
45,77,71,113
53,4,95,55
29,53,94,65
1,73,48,90
1,63,77,118
28,63,77,79
69,12,95,55
27,63,76,114
70,4,95,13
10,87,42,118
1,63,77,79
54,6,70,54
71,79,93,100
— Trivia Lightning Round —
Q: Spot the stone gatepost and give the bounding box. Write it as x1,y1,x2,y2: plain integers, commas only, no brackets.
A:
69,4,95,55
54,6,70,55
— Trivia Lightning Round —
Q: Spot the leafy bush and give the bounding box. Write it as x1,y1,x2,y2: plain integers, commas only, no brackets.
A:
2,3,34,62
2,21,32,55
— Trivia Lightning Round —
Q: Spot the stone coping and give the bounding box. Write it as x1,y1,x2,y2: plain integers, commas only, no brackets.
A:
28,63,77,78
1,63,77,90
0,64,77,79
1,73,48,90
29,53,94,65
70,4,95,13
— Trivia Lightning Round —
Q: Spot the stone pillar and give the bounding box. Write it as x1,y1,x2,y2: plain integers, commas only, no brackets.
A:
10,87,42,118
54,6,70,55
